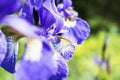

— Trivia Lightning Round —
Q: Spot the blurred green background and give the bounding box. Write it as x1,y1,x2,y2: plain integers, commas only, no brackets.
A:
68,0,120,80
0,0,120,80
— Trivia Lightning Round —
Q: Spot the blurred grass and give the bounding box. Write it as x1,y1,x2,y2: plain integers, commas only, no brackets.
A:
0,31,120,80
0,68,14,80
68,31,120,80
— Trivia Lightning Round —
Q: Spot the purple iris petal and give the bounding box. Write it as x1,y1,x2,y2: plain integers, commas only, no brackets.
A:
0,30,7,65
30,0,42,7
15,39,57,80
57,0,72,18
2,16,40,38
20,0,63,36
39,6,56,35
19,0,33,23
56,0,72,9
49,53,68,80
53,38,75,61
19,0,43,24
57,5,71,18
0,0,21,19
20,0,42,25
63,0,72,9
43,0,63,35
1,16,41,73
1,36,18,73
63,18,90,44
63,9,72,18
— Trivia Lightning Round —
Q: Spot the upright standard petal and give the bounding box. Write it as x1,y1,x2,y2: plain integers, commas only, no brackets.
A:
57,0,72,18
19,0,33,23
39,6,56,35
15,39,57,80
1,36,18,73
0,30,7,65
43,0,64,35
63,0,72,9
19,0,42,25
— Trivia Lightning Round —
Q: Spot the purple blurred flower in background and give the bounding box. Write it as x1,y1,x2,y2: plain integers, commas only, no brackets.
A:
0,0,90,80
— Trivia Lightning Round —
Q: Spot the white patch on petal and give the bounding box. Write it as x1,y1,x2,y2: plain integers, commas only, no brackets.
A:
24,38,42,62
64,19,76,28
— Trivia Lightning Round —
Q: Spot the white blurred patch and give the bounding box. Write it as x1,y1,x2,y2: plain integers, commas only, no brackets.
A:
64,19,76,28
24,38,42,62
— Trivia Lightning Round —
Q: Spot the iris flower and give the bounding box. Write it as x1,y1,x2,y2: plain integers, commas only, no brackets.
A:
14,0,68,79
0,0,90,80
2,0,68,79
